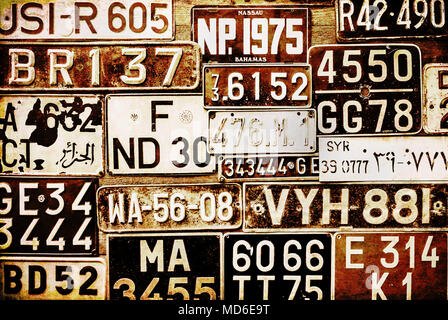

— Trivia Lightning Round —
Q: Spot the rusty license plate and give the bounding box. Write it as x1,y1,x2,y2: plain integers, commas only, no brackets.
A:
108,233,222,300
97,183,242,232
218,154,319,182
208,110,316,155
224,233,332,301
0,178,98,255
106,94,214,175
0,0,173,41
192,6,309,63
423,63,448,133
309,44,422,136
319,136,448,182
0,42,200,91
0,95,103,176
0,257,106,300
334,232,447,300
337,0,448,41
243,182,448,231
203,64,311,108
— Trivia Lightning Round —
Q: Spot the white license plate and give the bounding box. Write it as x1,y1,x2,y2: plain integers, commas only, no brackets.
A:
106,94,215,175
0,0,173,40
319,136,448,181
423,63,448,133
0,95,103,176
208,110,316,155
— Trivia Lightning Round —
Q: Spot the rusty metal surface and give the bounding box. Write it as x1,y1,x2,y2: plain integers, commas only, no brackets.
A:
208,109,316,155
224,232,332,301
423,63,448,133
334,232,447,300
97,183,242,232
0,256,106,300
203,64,311,108
218,154,319,181
108,233,222,300
319,136,448,182
191,6,309,63
243,182,448,231
0,41,200,91
0,177,98,255
337,0,448,41
309,44,422,136
106,94,215,175
0,95,103,176
0,0,173,41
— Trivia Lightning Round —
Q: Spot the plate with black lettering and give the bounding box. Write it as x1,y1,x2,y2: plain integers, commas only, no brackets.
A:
191,6,309,63
108,233,222,300
0,0,173,41
423,63,448,133
106,94,215,175
218,155,319,182
309,44,422,136
337,0,448,41
0,95,103,176
334,232,447,300
224,233,332,301
0,257,106,300
97,183,242,232
243,182,448,231
0,178,98,255
0,42,200,91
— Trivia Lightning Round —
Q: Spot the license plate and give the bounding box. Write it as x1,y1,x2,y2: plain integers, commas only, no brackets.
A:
191,6,309,63
108,233,222,300
423,63,448,133
0,95,103,176
0,178,98,255
0,257,106,300
218,155,319,182
208,110,316,155
334,232,447,300
319,136,448,182
337,0,448,41
243,182,448,231
309,44,422,136
106,94,215,175
0,42,200,91
233,0,331,4
203,64,311,108
97,184,242,232
224,233,332,301
0,0,173,40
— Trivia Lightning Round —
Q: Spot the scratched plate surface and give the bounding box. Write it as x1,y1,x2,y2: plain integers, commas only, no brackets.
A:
203,64,311,108
106,94,215,175
191,6,309,63
0,257,106,300
334,232,447,300
0,0,173,40
423,63,448,133
243,182,448,231
0,95,103,176
309,44,422,136
108,233,222,300
208,110,316,155
0,178,98,255
319,136,448,182
97,184,242,232
224,233,332,301
336,0,448,41
0,42,200,91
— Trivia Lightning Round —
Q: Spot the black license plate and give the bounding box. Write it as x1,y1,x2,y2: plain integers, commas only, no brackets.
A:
0,178,98,255
224,233,332,301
